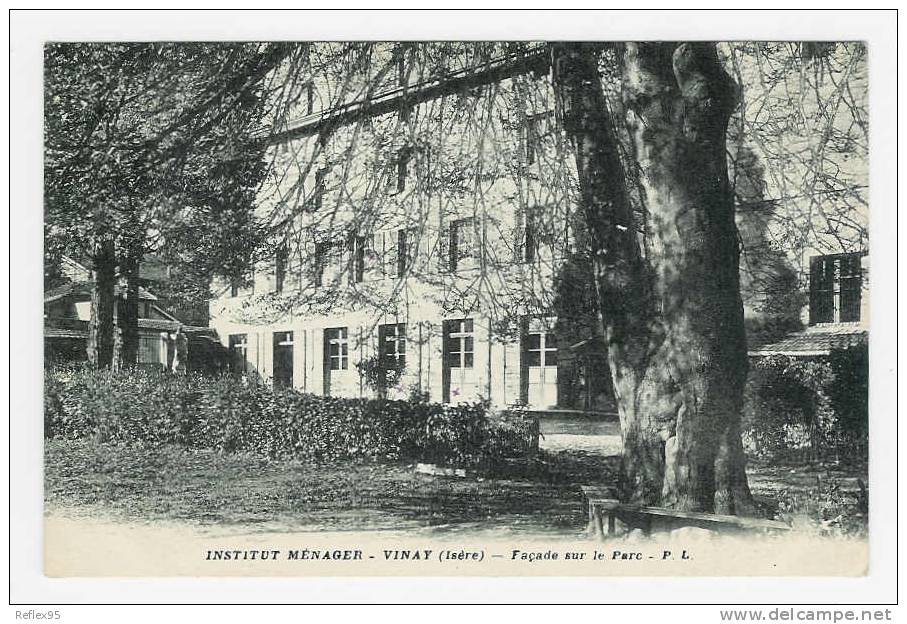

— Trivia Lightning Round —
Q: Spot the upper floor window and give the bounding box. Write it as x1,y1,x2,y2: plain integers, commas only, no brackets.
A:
396,50,407,88
313,241,330,287
449,217,477,271
230,277,240,298
523,211,538,263
809,252,864,325
348,235,366,284
523,111,553,166
396,228,414,277
396,148,411,193
313,167,329,212
305,82,315,116
274,243,288,293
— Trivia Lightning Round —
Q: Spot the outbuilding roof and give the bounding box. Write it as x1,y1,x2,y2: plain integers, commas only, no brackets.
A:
748,325,868,357
44,281,158,304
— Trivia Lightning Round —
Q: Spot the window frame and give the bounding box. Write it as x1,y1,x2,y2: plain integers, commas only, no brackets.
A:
325,327,349,371
445,318,474,369
809,252,864,325
449,217,477,271
348,234,366,283
228,333,249,373
274,242,289,293
379,323,407,370
313,167,329,212
396,228,414,278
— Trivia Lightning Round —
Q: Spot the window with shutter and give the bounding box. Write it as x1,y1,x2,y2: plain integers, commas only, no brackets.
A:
313,167,329,212
839,254,863,323
274,243,288,293
228,334,248,373
809,252,864,325
449,217,477,271
347,234,366,284
396,148,411,193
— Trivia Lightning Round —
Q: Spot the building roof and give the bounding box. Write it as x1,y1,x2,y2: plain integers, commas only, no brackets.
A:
44,327,89,340
268,46,548,143
44,281,158,304
45,316,219,341
748,325,868,357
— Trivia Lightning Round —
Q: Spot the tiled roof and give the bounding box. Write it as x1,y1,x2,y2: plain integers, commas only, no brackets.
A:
44,281,158,304
137,318,182,332
45,317,219,342
749,325,868,357
44,327,88,340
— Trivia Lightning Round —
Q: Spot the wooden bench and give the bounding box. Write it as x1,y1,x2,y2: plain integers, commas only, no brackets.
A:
580,486,790,539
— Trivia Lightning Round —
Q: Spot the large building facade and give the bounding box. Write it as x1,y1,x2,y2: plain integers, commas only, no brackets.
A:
208,43,869,410
209,45,615,411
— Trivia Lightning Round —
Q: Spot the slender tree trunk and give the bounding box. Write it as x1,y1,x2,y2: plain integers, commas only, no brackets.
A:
116,253,141,370
552,42,755,514
87,236,116,369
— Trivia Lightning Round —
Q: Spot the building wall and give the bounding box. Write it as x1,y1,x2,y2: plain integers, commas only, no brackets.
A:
210,54,582,408
209,44,869,406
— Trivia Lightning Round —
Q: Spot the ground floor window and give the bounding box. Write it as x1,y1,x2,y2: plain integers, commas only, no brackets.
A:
229,333,248,374
323,327,349,396
443,318,475,402
325,327,349,370
521,317,558,409
379,323,406,369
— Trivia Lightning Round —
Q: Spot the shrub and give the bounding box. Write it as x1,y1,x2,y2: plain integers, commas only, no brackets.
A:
44,366,538,466
355,353,405,397
775,477,868,537
743,346,868,461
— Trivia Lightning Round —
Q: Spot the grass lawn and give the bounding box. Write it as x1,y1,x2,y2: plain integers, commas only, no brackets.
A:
45,437,867,538
44,439,620,538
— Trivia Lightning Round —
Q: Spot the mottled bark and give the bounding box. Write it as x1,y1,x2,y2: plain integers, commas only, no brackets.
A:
87,237,116,369
552,42,754,514
116,253,141,370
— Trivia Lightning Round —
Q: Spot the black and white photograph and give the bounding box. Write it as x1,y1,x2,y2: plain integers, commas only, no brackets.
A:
9,8,899,608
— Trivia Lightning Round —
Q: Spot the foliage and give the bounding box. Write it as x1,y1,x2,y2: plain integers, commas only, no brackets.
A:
44,366,538,466
354,353,405,395
43,43,299,365
774,477,868,537
743,347,868,461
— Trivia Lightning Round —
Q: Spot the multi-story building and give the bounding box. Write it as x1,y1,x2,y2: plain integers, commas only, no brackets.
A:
208,43,869,410
208,44,616,411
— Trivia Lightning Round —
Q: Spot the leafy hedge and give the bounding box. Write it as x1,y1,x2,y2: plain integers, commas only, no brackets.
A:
743,346,868,461
44,366,538,466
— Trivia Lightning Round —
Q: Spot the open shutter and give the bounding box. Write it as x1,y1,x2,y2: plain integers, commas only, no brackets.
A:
367,231,384,280
809,256,834,325
513,208,526,263
385,229,398,278
437,215,450,273
839,254,863,322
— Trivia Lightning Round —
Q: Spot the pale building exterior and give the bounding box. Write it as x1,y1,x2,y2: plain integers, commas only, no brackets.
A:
208,45,609,410
208,43,869,407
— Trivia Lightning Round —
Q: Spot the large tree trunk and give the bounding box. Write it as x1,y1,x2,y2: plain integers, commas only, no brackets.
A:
552,42,755,515
87,237,117,369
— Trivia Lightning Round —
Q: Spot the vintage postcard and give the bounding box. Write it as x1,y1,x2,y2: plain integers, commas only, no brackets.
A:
38,34,876,581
